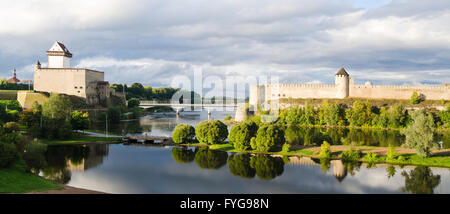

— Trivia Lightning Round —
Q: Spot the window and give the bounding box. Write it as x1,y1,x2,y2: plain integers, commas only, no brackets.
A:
74,86,77,89
80,86,83,89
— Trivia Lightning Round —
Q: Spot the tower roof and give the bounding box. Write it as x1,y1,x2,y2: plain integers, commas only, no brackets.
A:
335,67,349,76
46,41,72,57
7,68,20,83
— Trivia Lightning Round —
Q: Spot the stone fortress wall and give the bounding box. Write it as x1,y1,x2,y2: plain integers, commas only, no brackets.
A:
249,68,450,108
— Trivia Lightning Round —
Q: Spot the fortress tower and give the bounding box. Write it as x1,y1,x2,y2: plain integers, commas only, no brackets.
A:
46,41,72,68
335,67,349,99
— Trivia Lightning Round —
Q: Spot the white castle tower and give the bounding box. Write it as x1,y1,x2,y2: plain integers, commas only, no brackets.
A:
335,67,350,99
46,41,72,68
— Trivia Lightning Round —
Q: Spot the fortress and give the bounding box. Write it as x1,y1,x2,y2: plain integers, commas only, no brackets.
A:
33,42,111,105
250,67,450,108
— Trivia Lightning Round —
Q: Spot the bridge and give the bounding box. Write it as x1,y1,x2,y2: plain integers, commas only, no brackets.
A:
139,101,241,115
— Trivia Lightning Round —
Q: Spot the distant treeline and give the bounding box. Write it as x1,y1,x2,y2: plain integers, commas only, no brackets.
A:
0,78,32,90
110,83,200,102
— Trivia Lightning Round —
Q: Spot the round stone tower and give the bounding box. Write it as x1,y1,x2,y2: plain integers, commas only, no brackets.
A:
335,67,349,99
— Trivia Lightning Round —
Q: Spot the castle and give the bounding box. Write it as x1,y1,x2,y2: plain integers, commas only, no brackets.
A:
250,67,450,108
33,42,111,105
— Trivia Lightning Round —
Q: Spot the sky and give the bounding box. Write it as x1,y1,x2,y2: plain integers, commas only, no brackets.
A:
0,0,449,96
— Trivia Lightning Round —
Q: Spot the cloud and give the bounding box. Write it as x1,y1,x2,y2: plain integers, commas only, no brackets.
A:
0,0,449,92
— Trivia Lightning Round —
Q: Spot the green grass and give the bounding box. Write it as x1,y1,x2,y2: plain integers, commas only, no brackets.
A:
40,135,122,145
0,161,61,193
360,153,450,168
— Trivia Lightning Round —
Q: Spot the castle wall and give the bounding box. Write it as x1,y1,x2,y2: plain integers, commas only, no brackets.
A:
264,84,338,101
34,68,106,104
350,84,450,100
34,68,88,98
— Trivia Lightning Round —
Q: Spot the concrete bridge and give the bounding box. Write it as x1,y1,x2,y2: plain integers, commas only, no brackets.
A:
139,101,240,115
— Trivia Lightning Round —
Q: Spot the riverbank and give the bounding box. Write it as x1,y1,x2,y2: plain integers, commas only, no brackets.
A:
0,162,61,193
27,185,106,194
180,142,450,168
38,131,122,145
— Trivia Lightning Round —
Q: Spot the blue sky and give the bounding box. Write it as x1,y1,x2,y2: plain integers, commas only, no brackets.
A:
0,0,449,96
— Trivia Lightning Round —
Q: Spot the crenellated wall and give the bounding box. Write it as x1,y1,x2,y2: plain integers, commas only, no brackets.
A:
350,84,450,100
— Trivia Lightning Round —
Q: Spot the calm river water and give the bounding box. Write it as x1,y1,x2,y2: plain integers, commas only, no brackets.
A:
38,110,450,194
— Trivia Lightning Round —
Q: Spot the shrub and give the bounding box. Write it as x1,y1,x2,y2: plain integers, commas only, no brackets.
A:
250,125,285,152
172,124,196,144
318,141,331,159
71,111,90,131
0,142,19,168
3,122,19,133
386,146,396,160
341,147,361,162
397,156,406,162
365,152,378,162
410,92,420,104
228,121,258,151
281,143,291,153
195,120,228,144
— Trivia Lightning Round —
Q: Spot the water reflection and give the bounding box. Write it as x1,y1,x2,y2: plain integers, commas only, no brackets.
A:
37,144,109,184
401,166,441,194
35,143,450,194
194,147,228,170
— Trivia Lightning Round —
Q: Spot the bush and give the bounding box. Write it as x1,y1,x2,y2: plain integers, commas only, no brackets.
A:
319,141,331,159
341,147,361,162
365,152,378,162
281,143,291,153
250,125,285,152
0,142,19,168
195,120,228,144
386,146,396,160
3,122,19,133
172,124,196,144
71,111,90,131
228,121,258,151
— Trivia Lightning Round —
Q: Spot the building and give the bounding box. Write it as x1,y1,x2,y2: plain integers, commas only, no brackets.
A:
7,68,20,83
250,67,450,109
33,41,110,105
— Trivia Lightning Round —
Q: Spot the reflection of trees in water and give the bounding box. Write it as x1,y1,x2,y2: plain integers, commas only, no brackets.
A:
319,159,331,174
39,144,109,184
250,155,284,181
194,148,228,170
441,132,450,149
401,166,441,194
171,147,195,164
228,154,255,179
282,126,405,147
386,165,396,179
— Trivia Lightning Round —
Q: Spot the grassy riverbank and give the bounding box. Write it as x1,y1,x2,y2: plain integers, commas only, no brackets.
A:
180,142,450,168
40,135,122,145
0,161,61,193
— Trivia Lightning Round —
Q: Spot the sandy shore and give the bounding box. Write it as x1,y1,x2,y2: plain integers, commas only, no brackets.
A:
27,185,107,194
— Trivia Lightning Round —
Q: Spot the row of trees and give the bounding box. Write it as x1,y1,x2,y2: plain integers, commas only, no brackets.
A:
110,83,180,101
0,78,32,90
278,101,450,129
172,120,286,152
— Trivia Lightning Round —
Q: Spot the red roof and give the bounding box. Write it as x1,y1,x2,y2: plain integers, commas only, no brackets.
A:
7,77,20,83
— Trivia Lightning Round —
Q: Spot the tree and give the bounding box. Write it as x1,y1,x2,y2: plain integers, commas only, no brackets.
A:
250,124,285,152
345,101,373,127
194,148,228,169
71,111,90,131
195,120,228,144
127,98,140,108
228,154,255,179
410,91,420,104
42,93,72,120
172,124,196,143
439,105,450,128
171,147,195,164
401,110,437,158
228,121,258,151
